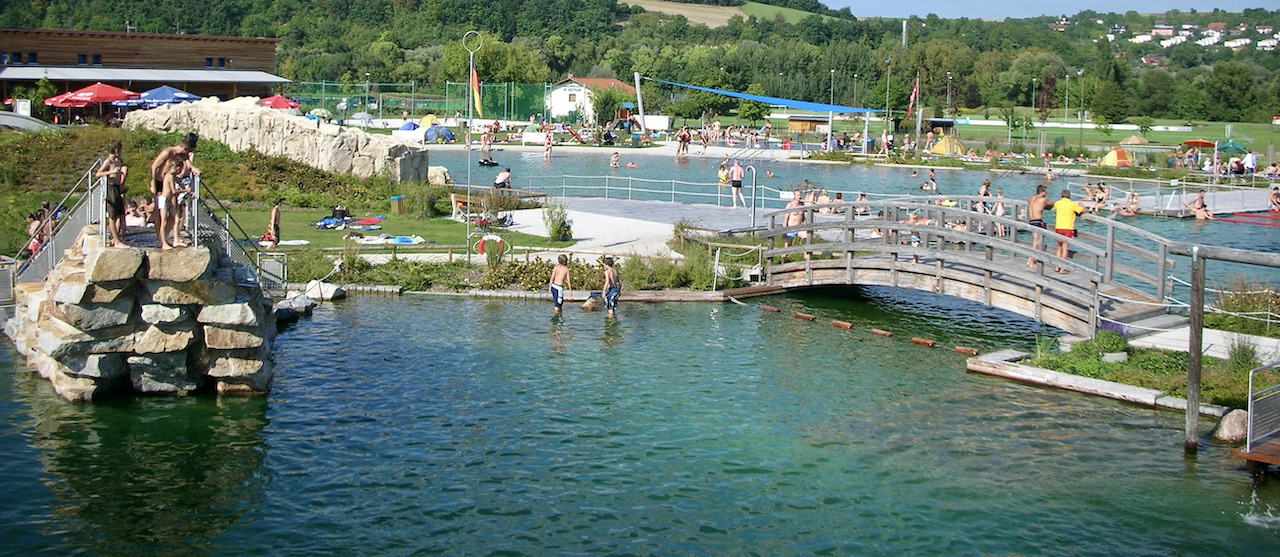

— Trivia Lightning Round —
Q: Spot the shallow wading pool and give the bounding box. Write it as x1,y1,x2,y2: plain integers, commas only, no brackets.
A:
2,291,1279,554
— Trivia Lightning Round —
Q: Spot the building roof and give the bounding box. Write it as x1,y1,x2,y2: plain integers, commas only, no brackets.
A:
0,66,289,84
0,27,279,44
553,75,635,94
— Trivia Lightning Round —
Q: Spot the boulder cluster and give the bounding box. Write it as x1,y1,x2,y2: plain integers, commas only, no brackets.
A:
123,96,430,182
4,226,275,402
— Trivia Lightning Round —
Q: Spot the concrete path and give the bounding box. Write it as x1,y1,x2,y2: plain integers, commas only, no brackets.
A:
1128,326,1280,362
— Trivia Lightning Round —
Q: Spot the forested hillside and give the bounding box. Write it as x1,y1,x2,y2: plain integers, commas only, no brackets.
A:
3,1,1279,122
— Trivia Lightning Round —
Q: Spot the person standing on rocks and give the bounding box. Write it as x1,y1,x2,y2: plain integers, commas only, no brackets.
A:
150,133,197,247
268,198,283,249
94,140,130,248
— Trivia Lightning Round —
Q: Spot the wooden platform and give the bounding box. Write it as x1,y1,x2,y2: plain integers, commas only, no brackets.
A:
1231,438,1280,469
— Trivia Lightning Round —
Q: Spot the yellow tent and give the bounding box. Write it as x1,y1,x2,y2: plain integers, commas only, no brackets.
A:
931,135,965,157
1100,147,1132,167
418,114,441,127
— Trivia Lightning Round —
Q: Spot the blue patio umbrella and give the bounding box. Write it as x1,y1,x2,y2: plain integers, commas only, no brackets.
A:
112,85,200,107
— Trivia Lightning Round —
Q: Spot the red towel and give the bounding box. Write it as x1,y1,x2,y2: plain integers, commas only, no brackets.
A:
352,217,384,225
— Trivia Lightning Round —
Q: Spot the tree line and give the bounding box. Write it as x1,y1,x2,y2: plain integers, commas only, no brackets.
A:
2,1,1278,122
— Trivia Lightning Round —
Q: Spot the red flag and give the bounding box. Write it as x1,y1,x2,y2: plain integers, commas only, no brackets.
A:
905,79,919,118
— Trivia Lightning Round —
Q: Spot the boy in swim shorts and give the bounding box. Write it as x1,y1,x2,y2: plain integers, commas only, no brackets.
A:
549,254,572,313
602,256,621,318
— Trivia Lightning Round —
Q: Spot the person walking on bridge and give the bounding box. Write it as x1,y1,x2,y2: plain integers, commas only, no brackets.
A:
1052,189,1084,274
1025,185,1053,268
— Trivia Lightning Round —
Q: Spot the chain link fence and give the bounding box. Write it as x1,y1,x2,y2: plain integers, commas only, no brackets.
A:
281,81,550,122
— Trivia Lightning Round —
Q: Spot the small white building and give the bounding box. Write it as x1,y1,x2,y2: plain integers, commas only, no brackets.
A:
545,75,636,125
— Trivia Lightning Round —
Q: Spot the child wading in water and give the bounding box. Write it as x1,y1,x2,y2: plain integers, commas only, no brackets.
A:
602,257,621,318
549,254,572,313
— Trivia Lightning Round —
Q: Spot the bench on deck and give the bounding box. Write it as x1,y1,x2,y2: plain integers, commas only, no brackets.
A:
450,188,549,220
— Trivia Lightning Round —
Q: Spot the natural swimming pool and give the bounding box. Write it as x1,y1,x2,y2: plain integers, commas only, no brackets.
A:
3,292,1279,554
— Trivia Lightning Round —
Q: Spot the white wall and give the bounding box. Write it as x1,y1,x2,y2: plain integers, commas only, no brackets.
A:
547,84,590,123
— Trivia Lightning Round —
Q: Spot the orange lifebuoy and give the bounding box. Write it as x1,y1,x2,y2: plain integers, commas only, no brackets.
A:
476,234,505,256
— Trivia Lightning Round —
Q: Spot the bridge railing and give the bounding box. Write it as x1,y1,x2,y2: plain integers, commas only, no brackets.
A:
758,199,1107,333
15,160,102,284
1245,361,1280,453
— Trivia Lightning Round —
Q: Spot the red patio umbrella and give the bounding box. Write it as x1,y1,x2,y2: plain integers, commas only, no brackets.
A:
44,91,89,108
46,82,139,107
261,95,299,109
1183,139,1216,149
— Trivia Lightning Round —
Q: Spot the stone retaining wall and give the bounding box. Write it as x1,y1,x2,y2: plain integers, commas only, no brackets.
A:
123,97,429,182
3,227,275,402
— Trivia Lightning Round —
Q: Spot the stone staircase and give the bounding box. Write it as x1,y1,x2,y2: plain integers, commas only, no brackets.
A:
3,224,275,402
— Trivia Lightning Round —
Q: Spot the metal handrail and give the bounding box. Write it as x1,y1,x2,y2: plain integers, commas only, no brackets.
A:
1246,361,1280,452
15,160,103,283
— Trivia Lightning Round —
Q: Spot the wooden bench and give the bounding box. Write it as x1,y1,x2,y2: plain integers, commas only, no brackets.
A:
451,188,547,220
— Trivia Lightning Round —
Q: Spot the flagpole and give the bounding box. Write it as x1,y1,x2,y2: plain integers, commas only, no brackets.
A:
914,73,922,154
463,30,481,263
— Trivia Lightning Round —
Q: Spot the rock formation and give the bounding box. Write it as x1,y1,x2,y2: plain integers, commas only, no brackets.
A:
123,97,430,182
4,226,275,402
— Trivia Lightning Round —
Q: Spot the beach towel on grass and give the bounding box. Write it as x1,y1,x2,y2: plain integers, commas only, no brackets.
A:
352,216,385,226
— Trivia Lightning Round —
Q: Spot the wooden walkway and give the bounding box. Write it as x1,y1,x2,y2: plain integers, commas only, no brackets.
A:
1231,439,1280,472
757,196,1182,337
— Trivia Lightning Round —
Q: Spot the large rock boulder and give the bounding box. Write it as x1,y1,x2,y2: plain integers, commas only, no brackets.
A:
204,325,264,350
133,321,198,354
1213,409,1249,443
54,297,134,332
56,353,129,379
144,278,237,306
428,166,453,187
198,301,263,327
140,303,191,324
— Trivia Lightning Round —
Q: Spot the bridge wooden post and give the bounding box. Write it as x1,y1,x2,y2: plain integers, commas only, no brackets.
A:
1104,225,1116,283
1186,245,1205,453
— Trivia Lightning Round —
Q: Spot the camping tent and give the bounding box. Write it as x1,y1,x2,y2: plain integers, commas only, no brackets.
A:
1119,135,1148,145
425,124,455,143
930,135,965,157
418,114,441,127
1100,147,1132,167
399,121,419,131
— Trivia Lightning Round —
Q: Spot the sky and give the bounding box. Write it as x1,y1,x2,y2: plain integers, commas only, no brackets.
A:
825,1,1269,20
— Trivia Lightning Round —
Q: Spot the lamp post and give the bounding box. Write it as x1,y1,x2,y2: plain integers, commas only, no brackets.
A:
884,58,892,134
364,73,371,112
946,71,952,117
778,72,783,95
853,73,858,106
1077,68,1084,149
1064,74,1070,122
1031,77,1037,116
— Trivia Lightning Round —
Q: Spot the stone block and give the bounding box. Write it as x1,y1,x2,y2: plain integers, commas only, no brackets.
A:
85,280,136,303
197,301,262,327
276,294,316,316
56,297,134,332
84,246,144,283
13,283,45,306
200,346,270,378
145,247,212,282
52,280,90,305
203,325,263,350
214,363,272,395
140,304,190,325
133,321,198,354
35,319,135,358
32,352,126,402
143,278,237,305
128,352,199,394
56,353,129,379
25,290,49,322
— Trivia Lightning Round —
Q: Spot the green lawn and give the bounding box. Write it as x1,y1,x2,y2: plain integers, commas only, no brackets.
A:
218,207,573,250
740,2,835,23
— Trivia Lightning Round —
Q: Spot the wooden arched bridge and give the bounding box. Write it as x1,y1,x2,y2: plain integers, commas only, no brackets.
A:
759,195,1181,337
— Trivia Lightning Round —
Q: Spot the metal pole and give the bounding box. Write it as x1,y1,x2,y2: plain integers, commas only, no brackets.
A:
884,58,892,137
1187,245,1205,452
946,72,951,117
827,69,834,153
464,31,482,262
1078,69,1085,149
748,165,758,228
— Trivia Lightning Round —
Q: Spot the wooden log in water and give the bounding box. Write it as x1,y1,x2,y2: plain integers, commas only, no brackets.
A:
760,305,781,312
954,346,980,356
870,328,893,337
831,320,853,329
794,312,816,321
911,337,936,347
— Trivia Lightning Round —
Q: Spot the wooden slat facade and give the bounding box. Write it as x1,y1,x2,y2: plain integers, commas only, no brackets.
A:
1,28,277,72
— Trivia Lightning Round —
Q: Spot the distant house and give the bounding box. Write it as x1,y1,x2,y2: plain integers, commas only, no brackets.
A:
1181,22,1200,31
1207,22,1228,33
1141,55,1161,65
1111,24,1128,34
1048,24,1067,32
1258,25,1274,35
546,75,636,125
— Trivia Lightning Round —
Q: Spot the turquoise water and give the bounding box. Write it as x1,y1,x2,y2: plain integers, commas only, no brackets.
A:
4,292,1280,554
432,149,1280,255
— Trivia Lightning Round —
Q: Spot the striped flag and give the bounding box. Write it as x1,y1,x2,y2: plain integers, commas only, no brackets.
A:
905,78,919,118
470,61,483,118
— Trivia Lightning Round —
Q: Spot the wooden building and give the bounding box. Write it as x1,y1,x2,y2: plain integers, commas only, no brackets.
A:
0,28,288,99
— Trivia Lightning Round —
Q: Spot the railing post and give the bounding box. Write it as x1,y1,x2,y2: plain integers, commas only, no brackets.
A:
628,177,633,200
194,175,202,249
671,179,676,203
1186,245,1205,453
1157,243,1168,301
1104,223,1115,283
